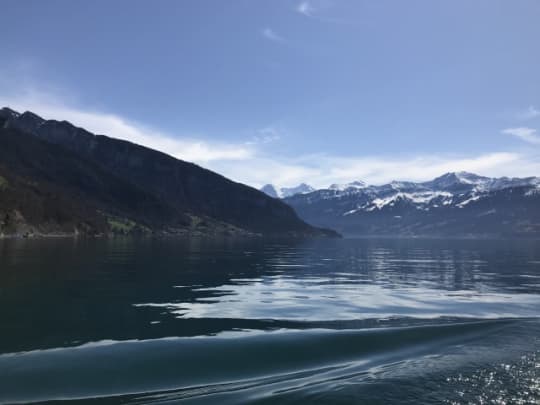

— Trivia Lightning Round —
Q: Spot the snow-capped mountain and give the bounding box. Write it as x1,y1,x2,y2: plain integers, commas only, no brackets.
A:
328,181,366,191
260,183,315,198
281,172,540,237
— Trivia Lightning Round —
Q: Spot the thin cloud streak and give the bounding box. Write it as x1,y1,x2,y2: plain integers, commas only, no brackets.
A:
295,0,349,25
245,126,282,145
502,127,540,145
517,106,540,120
261,28,284,42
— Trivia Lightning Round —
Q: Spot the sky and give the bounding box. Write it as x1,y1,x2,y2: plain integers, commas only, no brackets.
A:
1,0,540,188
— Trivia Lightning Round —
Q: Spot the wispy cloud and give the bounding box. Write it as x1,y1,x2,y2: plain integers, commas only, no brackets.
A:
297,1,316,17
0,90,253,162
246,127,282,145
517,105,540,120
1,87,539,190
295,1,347,24
502,127,540,145
261,28,284,42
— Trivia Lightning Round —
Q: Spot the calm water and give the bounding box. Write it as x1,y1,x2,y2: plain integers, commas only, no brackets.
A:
0,237,539,404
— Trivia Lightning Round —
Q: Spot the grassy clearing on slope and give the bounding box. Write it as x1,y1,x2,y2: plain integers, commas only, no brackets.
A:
107,216,151,235
0,176,8,191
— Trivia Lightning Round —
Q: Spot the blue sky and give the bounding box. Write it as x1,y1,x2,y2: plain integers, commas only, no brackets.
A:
1,0,539,187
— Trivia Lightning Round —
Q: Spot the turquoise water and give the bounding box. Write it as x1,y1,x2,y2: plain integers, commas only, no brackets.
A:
0,238,539,403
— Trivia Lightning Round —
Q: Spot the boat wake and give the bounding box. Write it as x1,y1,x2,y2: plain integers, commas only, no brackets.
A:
1,317,538,404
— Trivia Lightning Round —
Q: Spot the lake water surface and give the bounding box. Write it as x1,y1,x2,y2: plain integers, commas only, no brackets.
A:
0,237,539,404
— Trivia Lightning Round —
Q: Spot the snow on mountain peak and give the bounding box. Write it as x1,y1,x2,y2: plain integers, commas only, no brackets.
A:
280,183,315,197
328,181,366,191
426,172,490,190
454,171,490,184
262,173,540,202
260,183,315,198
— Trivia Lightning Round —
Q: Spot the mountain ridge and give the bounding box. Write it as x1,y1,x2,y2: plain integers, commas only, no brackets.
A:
263,172,539,198
0,107,338,238
280,172,540,238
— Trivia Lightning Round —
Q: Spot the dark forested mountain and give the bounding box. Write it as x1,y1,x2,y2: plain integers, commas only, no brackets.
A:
283,173,540,238
0,107,337,238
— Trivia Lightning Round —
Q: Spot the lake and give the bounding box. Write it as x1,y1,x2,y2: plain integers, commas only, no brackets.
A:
0,237,539,404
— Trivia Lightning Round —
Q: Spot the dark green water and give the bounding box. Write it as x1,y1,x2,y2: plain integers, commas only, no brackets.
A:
0,238,539,404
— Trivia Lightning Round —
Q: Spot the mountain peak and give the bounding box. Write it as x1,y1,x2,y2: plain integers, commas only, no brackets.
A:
20,110,45,120
260,184,279,198
1,108,46,134
260,183,315,198
280,183,315,197
428,172,490,189
328,181,366,191
454,171,489,182
437,171,485,181
0,107,20,119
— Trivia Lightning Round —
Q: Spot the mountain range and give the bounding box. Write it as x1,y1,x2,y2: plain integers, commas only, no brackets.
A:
262,172,540,237
0,107,337,238
2,105,538,239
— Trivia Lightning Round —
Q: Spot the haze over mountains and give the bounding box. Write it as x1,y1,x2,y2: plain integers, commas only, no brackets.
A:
0,107,337,238
262,173,540,238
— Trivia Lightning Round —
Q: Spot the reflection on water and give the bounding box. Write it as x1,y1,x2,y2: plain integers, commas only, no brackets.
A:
0,237,539,403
